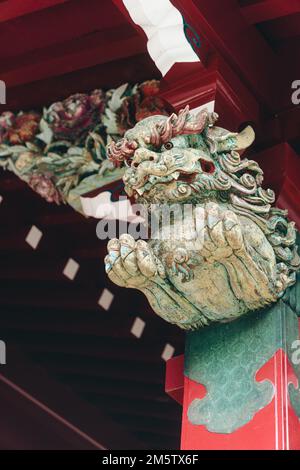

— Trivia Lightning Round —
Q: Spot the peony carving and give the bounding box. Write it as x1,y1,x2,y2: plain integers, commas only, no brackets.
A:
105,107,300,330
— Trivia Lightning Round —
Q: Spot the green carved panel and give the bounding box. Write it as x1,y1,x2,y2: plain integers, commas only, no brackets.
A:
185,289,300,433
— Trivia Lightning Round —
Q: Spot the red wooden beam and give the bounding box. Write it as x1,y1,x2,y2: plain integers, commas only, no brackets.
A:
112,0,146,36
0,0,72,23
171,0,280,111
2,53,158,111
160,55,259,130
241,0,300,25
0,0,128,60
1,28,144,88
257,13,300,40
260,104,300,148
280,106,300,144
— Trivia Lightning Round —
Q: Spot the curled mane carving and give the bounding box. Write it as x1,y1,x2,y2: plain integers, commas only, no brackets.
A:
107,106,218,164
146,106,218,147
106,137,138,165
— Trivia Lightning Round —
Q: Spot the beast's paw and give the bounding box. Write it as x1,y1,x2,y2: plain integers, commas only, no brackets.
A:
196,202,243,262
105,234,165,288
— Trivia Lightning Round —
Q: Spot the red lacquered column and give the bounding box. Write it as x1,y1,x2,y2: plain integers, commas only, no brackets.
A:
166,295,300,450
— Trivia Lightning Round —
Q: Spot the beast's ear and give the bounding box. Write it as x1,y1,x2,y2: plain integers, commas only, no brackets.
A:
206,125,255,154
235,126,255,152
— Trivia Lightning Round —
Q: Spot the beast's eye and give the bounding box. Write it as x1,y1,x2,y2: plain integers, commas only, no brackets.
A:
200,159,215,174
163,141,173,150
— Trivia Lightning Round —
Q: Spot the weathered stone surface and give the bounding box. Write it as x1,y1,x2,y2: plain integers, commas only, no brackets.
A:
105,107,300,329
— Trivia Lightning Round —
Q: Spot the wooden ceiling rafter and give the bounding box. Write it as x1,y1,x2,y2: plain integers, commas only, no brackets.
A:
0,0,72,23
240,0,300,24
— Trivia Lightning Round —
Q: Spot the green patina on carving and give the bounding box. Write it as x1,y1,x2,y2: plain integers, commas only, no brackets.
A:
105,107,300,330
185,281,300,433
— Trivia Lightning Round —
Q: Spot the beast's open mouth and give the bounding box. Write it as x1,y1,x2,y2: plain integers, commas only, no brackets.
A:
126,157,215,197
130,170,200,196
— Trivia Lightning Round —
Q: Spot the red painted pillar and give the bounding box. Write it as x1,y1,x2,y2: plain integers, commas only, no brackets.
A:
181,349,300,450
166,295,300,450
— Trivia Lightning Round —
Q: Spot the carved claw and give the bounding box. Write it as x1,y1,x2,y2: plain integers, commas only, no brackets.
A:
105,234,165,288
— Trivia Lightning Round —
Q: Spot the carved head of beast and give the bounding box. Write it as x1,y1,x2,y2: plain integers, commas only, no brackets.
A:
105,107,300,330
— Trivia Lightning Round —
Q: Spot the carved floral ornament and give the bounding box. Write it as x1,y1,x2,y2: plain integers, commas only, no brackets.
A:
105,106,300,330
0,80,170,213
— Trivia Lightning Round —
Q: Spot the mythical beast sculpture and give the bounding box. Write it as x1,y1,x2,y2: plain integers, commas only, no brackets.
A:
105,106,300,330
